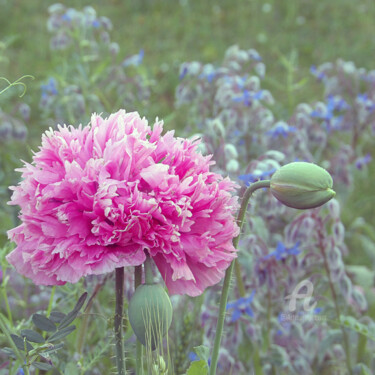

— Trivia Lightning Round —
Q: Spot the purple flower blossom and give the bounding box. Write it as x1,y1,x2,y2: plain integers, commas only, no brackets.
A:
355,154,372,169
226,291,255,322
310,65,326,81
92,19,100,28
310,95,349,132
266,121,296,138
41,77,58,97
233,89,264,106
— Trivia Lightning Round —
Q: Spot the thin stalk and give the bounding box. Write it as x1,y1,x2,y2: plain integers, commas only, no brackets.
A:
134,265,144,375
209,180,270,375
0,312,29,375
114,267,126,375
144,256,154,284
317,219,353,375
46,286,55,317
1,269,13,325
35,286,56,375
77,277,108,354
234,259,246,297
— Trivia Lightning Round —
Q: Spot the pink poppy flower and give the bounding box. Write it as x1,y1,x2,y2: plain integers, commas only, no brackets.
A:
7,110,239,296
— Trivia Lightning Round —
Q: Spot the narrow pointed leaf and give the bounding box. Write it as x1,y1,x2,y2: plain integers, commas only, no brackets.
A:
40,342,64,354
32,314,56,332
72,292,88,313
48,325,76,342
58,310,78,329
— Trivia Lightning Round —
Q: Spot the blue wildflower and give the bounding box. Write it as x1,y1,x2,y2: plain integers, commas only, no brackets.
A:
357,93,375,112
310,95,349,132
263,241,301,260
188,352,200,361
233,89,263,106
92,19,100,28
198,71,216,83
310,65,326,81
41,77,58,98
226,291,255,322
61,13,71,22
179,66,188,80
122,49,144,67
16,368,25,375
266,121,296,138
239,168,276,186
188,351,212,366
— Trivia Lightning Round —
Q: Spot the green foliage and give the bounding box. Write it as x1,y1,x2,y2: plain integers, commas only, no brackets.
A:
185,360,209,375
0,292,87,373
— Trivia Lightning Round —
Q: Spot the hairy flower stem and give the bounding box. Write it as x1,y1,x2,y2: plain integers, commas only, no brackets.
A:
317,218,353,375
209,180,271,375
134,265,144,375
115,267,126,375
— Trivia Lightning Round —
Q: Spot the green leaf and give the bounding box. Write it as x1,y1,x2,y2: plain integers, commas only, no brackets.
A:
20,329,45,344
11,334,33,351
58,310,79,330
49,311,67,324
32,314,57,332
72,292,88,314
185,360,209,375
193,345,210,363
64,362,80,375
47,325,76,342
32,362,55,370
1,347,16,358
317,329,342,364
40,342,64,354
339,315,375,340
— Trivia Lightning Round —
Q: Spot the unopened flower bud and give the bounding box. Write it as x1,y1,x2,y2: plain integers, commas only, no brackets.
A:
270,162,335,209
128,283,173,350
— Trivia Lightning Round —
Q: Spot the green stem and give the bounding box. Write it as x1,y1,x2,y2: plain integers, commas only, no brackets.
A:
114,267,126,375
134,265,144,375
209,180,270,375
46,286,55,317
144,256,154,284
1,269,13,325
234,259,246,297
0,312,28,374
317,220,353,375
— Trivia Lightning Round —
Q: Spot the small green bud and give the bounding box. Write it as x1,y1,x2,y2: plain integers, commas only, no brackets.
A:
270,162,336,209
128,283,173,350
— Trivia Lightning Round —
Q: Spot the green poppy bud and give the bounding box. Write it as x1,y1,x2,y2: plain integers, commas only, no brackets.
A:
270,162,336,209
128,283,173,350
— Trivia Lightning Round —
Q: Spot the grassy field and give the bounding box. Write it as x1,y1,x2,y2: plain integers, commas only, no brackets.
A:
2,0,375,121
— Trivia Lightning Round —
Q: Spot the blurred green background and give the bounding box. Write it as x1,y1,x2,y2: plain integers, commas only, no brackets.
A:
2,0,375,121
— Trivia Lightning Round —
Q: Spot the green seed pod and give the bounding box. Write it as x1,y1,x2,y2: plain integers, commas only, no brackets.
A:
128,283,173,350
270,162,336,209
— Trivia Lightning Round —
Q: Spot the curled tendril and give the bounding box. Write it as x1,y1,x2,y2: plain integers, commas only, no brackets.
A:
0,75,35,97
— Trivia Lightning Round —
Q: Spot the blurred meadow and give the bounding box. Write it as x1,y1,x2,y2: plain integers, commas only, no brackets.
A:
1,0,375,374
